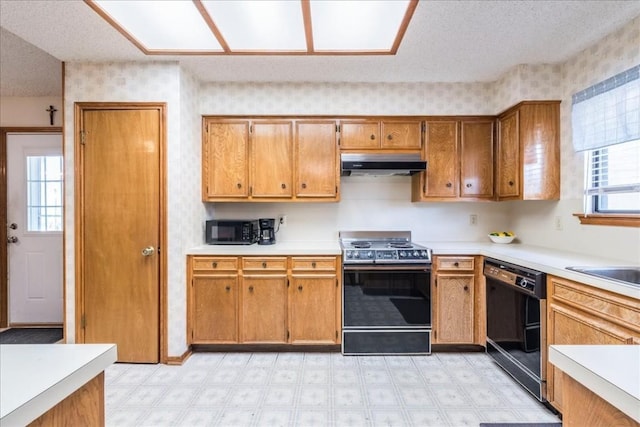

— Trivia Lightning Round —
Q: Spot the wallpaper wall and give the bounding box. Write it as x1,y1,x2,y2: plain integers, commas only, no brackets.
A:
58,15,640,358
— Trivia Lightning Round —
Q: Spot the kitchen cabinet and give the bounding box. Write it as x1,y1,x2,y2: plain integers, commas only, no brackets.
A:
289,257,340,344
432,256,485,344
411,118,493,201
241,257,288,343
546,275,640,412
496,101,560,200
188,255,342,346
340,119,422,151
295,120,339,199
202,117,339,202
189,257,239,343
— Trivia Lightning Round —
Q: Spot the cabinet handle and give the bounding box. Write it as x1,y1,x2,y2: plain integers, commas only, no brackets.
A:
463,285,469,291
249,286,254,292
466,183,472,188
212,262,218,268
446,182,452,188
370,134,376,140
298,285,303,291
237,183,242,189
311,262,316,268
387,134,393,140
262,262,267,268
281,183,286,189
453,262,459,267
301,183,307,189
225,285,230,291
508,180,514,186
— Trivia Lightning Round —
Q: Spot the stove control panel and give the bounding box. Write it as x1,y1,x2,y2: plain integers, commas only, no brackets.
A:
344,249,431,264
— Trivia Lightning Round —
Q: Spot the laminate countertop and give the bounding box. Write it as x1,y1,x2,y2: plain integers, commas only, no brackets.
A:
549,345,640,423
0,343,117,426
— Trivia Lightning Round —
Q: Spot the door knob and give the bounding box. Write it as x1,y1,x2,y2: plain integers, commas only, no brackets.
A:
7,236,18,244
8,223,17,230
141,246,155,256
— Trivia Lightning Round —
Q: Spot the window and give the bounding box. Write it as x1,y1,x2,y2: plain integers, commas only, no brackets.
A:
27,155,63,232
572,65,640,225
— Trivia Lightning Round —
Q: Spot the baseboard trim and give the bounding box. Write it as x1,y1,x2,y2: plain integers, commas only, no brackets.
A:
192,344,341,353
165,348,192,365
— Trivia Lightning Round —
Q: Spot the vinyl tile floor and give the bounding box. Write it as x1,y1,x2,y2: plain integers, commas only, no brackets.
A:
105,352,561,427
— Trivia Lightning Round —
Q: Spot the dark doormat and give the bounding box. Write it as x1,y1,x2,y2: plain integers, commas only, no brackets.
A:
479,423,561,427
0,328,63,344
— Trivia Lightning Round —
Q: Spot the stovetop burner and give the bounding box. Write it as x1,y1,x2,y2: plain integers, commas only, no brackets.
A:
350,241,372,248
339,231,431,265
388,242,412,249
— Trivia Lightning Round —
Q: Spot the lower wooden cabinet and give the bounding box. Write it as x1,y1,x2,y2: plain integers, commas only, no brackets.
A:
188,255,341,346
546,275,640,412
432,255,485,345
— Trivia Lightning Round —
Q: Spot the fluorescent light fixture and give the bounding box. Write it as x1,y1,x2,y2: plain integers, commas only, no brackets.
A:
86,0,417,55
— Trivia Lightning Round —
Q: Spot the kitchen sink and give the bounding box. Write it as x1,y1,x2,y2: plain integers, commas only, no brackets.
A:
566,266,640,286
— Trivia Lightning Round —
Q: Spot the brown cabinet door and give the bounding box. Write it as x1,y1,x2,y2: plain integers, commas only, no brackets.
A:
381,121,422,149
424,121,459,197
192,275,238,343
460,120,494,198
241,275,288,343
203,120,249,199
289,275,338,344
496,110,520,199
340,120,380,149
251,121,293,198
434,274,474,343
296,120,338,198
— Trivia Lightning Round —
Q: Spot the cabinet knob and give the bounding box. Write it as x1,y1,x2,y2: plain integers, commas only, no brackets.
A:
249,286,254,292
446,182,452,188
453,262,459,267
281,183,286,189
311,262,316,268
466,183,472,188
301,183,307,189
463,285,469,291
298,285,303,291
212,262,218,268
262,262,267,268
508,180,514,186
225,285,230,291
387,134,393,140
370,134,376,140
237,183,242,189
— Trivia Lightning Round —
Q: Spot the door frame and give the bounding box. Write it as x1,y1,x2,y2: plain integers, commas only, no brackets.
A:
73,102,167,363
1,127,63,328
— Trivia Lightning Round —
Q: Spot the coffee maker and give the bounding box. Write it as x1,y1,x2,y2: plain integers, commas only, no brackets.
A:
258,218,276,245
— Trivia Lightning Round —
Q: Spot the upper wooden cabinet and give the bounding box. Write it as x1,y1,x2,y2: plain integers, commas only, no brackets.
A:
412,118,494,201
340,119,422,151
202,118,339,202
295,120,339,198
496,101,560,200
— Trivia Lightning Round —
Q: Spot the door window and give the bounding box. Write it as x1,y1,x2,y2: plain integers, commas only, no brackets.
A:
27,155,63,232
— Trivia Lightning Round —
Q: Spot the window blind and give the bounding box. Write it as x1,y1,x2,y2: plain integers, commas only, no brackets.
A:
572,65,640,152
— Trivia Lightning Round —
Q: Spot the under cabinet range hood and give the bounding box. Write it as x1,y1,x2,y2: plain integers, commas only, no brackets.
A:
341,153,426,176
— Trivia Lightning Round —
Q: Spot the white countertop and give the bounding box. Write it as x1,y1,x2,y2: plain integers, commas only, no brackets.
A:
549,345,640,422
187,240,342,256
0,344,117,426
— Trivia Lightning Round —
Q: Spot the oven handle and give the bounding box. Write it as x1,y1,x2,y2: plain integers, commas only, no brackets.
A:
344,265,431,272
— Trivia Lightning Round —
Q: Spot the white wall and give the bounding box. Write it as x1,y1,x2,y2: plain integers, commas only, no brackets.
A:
0,96,62,126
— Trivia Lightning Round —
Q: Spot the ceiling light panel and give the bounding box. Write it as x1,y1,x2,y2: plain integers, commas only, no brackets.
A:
201,0,306,51
310,0,411,51
93,0,222,51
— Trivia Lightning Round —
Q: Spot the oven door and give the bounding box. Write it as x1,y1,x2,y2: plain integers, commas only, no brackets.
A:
342,264,431,355
486,277,545,400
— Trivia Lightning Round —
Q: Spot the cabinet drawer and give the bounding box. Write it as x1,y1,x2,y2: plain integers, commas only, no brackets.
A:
242,257,288,271
192,256,238,272
436,256,474,271
291,257,337,271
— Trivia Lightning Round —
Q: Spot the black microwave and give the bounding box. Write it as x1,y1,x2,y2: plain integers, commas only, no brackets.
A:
205,219,259,245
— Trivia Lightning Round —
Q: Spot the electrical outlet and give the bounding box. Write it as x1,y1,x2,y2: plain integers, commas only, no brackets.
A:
554,216,563,231
279,215,287,227
469,214,478,226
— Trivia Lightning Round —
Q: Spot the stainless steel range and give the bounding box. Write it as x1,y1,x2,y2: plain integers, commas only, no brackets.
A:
340,231,432,355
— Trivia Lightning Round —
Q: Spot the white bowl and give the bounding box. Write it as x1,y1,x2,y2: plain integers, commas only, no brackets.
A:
488,234,516,244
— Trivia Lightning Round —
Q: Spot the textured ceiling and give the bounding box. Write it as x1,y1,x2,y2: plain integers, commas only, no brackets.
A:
1,0,640,97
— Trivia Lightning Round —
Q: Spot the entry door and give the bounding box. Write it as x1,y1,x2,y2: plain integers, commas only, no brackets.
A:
7,133,63,324
79,107,163,363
